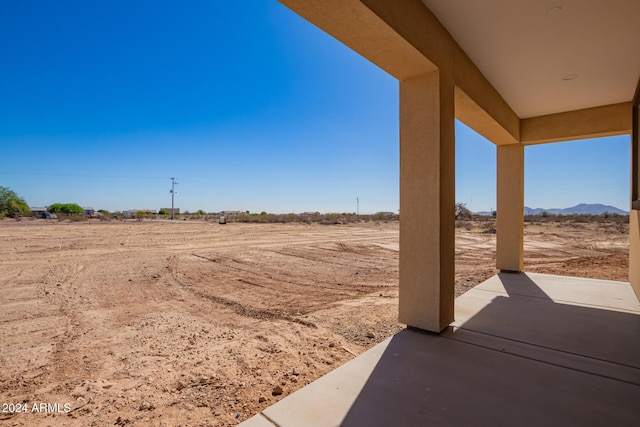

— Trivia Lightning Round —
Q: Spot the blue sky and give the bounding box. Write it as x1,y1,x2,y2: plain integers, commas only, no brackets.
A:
0,1,630,214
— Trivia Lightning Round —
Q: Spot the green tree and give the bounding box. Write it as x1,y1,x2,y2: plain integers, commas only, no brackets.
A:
0,186,31,217
48,203,85,214
158,209,170,215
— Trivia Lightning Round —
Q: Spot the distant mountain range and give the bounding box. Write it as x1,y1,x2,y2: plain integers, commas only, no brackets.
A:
475,203,628,216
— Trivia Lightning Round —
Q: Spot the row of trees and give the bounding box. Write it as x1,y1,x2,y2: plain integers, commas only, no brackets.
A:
47,203,84,214
1,186,88,218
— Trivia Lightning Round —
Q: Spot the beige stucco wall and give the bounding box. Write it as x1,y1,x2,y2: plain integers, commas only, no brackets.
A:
630,82,639,299
277,0,435,80
630,211,640,299
521,102,632,145
496,145,525,272
361,0,521,146
398,71,455,332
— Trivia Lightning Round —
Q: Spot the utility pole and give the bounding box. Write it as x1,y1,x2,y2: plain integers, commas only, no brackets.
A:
170,177,178,220
357,197,359,217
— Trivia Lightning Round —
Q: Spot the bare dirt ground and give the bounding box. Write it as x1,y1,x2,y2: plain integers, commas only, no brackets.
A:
0,219,628,426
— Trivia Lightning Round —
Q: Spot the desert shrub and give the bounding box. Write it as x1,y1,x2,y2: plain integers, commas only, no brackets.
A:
456,220,472,229
48,203,84,215
0,187,31,218
373,212,398,222
455,203,473,220
214,211,399,225
482,222,496,234
524,213,629,225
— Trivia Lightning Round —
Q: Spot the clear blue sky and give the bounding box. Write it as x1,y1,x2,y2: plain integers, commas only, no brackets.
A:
0,1,630,214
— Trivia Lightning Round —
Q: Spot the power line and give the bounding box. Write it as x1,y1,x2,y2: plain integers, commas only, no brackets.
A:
0,170,166,180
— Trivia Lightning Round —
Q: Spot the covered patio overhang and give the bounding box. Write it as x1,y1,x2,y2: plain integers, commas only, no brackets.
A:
275,0,640,332
243,0,639,424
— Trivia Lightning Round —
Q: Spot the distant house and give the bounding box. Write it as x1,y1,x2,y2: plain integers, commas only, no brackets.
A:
30,207,57,219
122,209,157,219
30,207,48,217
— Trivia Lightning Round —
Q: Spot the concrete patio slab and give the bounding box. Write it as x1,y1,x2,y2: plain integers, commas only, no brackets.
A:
453,273,640,368
472,272,640,312
241,273,640,426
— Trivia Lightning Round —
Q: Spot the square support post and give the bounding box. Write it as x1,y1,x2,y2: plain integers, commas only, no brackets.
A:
496,144,525,272
630,80,640,298
399,71,455,333
631,211,640,297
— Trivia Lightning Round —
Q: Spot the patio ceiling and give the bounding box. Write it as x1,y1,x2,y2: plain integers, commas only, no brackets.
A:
421,0,640,118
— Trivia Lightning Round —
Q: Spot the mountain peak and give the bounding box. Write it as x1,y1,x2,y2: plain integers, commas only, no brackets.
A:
523,203,628,215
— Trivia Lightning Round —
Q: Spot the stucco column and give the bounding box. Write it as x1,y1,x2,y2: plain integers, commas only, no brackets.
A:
630,88,639,298
496,144,525,272
630,211,640,297
398,71,455,333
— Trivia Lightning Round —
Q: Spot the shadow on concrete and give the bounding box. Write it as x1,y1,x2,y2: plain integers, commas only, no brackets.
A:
497,271,553,298
340,273,640,426
459,273,640,366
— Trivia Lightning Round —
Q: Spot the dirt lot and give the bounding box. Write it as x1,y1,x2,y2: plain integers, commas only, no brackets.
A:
0,219,628,426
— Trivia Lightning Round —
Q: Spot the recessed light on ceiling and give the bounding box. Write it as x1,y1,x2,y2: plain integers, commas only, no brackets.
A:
562,74,579,81
544,6,563,16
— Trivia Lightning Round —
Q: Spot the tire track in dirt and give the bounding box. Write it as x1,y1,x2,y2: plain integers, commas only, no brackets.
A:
169,255,354,318
270,243,398,271
0,259,77,405
188,253,381,293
